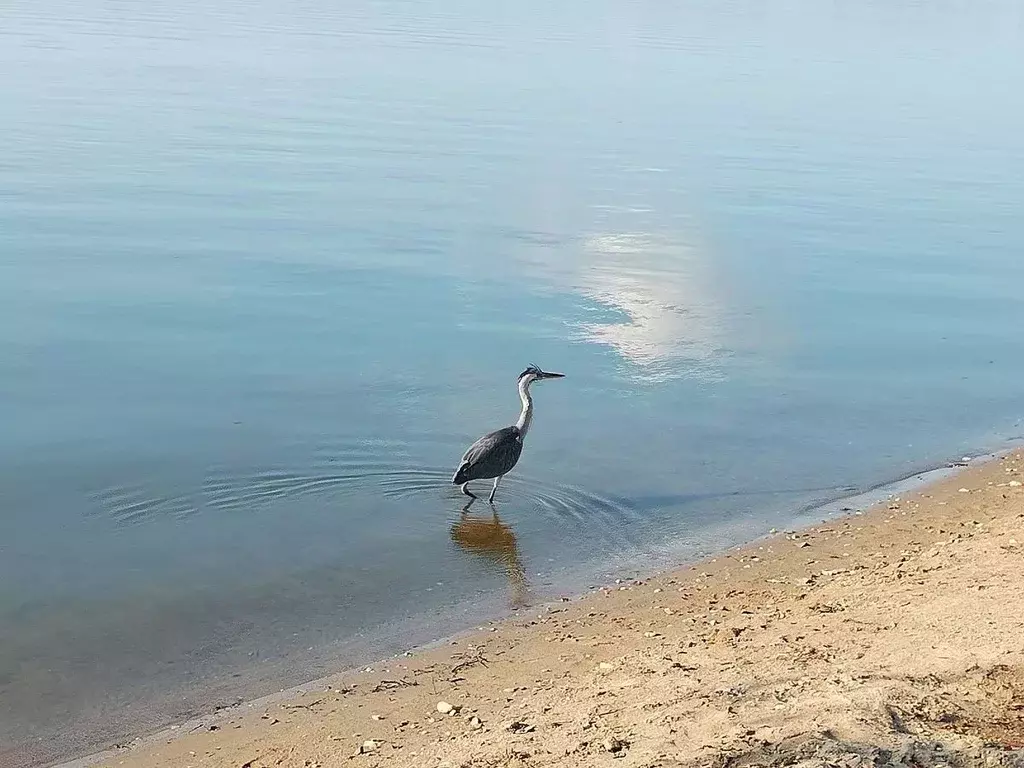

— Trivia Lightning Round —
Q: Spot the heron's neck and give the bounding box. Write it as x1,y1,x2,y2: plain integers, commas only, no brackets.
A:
515,378,534,437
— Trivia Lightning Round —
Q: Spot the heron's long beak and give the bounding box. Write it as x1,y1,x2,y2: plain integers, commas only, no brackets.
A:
539,371,564,379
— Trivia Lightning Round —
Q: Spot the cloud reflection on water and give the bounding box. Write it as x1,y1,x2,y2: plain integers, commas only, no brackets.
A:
571,229,731,383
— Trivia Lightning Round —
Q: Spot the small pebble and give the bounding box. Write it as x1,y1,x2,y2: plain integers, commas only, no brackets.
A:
360,740,378,753
436,701,456,715
602,736,627,753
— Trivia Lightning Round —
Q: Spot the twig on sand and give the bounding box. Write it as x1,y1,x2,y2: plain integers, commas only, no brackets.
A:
450,653,489,677
281,698,325,712
371,679,418,693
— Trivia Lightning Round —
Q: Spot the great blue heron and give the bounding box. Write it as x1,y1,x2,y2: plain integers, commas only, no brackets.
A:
452,365,564,503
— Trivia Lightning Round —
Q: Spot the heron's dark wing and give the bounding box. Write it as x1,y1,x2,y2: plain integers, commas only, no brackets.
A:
453,426,523,483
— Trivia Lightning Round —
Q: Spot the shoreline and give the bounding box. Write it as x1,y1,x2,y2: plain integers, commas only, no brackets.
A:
53,446,1024,768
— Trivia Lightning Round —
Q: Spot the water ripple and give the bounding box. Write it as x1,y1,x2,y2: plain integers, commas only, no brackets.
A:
88,452,646,540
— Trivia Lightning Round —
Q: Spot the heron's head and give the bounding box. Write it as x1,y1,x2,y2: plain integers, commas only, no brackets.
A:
518,364,564,387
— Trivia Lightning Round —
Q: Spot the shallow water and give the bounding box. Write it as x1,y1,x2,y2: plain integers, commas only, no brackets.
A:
3,0,1024,764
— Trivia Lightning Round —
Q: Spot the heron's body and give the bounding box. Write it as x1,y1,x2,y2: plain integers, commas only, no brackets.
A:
452,426,523,485
452,365,563,503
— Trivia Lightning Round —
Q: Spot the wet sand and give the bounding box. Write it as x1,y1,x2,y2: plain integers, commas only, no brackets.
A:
72,452,1024,767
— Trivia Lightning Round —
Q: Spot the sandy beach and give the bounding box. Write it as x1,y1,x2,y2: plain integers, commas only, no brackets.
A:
79,451,1024,768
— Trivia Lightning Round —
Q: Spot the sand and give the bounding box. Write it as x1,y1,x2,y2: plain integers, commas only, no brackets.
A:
84,451,1024,768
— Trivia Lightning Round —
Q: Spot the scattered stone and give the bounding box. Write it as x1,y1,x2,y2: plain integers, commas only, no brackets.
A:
958,488,970,493
602,736,628,754
469,716,483,730
436,701,456,715
506,720,535,733
599,662,614,671
360,739,379,753
1009,480,1022,487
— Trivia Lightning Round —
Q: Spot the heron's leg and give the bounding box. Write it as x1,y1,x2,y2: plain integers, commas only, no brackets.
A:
460,482,477,500
488,475,502,504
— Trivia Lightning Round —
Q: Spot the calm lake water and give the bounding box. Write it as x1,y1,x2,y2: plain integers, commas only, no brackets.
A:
3,0,1024,764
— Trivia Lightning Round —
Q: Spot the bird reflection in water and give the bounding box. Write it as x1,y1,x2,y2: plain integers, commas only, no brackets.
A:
450,501,531,608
